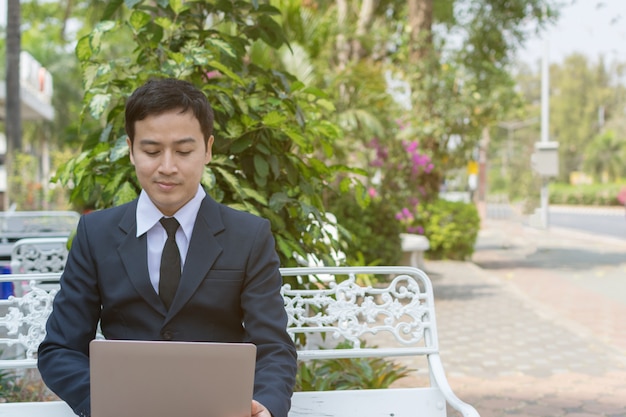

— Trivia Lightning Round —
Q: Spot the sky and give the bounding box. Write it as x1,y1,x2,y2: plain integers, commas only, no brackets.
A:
518,0,626,65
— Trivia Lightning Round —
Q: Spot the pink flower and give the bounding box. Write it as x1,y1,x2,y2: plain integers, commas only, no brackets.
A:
368,187,378,198
396,119,407,130
618,187,626,205
205,70,221,79
396,208,414,222
404,141,418,153
368,138,380,148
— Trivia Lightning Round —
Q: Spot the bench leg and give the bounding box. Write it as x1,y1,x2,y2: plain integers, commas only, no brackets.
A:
401,250,425,271
410,251,425,270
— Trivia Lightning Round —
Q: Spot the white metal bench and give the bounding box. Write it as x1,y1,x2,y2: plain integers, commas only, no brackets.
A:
10,238,69,276
0,211,79,272
0,266,479,417
400,233,430,270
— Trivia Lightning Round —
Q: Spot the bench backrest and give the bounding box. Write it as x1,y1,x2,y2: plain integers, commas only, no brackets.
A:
10,237,69,275
1,266,437,367
280,266,438,360
0,211,78,271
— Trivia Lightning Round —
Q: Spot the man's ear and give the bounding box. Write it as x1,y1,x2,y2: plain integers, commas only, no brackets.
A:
126,137,136,165
205,135,214,165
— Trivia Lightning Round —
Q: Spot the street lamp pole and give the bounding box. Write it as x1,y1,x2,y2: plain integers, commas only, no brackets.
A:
539,33,550,229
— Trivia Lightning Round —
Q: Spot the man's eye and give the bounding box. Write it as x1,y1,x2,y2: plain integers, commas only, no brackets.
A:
178,151,192,155
144,150,160,156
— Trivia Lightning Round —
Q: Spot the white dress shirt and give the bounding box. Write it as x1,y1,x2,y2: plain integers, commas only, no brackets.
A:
135,185,205,294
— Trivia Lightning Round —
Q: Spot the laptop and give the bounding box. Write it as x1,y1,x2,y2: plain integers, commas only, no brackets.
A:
89,339,256,417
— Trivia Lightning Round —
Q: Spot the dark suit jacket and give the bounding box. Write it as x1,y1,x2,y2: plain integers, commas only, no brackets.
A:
38,193,297,417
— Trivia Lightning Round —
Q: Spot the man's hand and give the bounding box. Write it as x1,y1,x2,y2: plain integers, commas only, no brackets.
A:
251,400,271,417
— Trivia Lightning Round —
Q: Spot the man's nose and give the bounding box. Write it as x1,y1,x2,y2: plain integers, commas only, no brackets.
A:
159,151,177,173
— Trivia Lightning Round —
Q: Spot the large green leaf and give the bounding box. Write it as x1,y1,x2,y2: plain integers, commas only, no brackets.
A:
129,11,151,31
169,0,189,14
253,154,269,179
89,93,112,120
110,135,130,162
242,187,268,205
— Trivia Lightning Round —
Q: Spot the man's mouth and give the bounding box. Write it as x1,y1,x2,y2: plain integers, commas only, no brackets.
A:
156,181,178,190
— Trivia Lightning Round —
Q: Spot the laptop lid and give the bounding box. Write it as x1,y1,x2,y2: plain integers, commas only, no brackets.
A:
89,339,256,417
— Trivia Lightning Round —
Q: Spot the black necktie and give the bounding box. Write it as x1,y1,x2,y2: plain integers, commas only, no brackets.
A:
159,217,181,309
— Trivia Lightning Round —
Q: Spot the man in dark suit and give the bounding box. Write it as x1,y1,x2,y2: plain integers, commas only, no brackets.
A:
38,78,298,417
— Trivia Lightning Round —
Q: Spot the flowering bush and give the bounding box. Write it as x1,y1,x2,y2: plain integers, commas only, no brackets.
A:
368,135,436,216
618,187,626,205
368,132,436,236
336,127,480,262
325,129,436,267
403,141,434,177
395,206,424,235
369,138,434,186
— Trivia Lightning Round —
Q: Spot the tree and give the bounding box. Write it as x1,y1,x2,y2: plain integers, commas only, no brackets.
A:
4,0,21,209
583,130,626,182
271,0,558,188
512,53,626,184
0,0,104,209
252,0,559,264
550,54,613,179
55,0,361,268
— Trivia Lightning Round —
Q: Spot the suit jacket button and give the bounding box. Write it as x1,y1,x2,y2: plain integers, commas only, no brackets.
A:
162,331,173,340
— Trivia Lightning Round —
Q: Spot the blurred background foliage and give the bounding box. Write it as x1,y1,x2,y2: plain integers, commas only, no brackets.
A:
1,0,625,266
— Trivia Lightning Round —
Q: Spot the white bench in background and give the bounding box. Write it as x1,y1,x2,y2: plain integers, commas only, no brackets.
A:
10,238,69,276
0,211,78,273
0,266,479,417
400,233,430,270
0,237,68,300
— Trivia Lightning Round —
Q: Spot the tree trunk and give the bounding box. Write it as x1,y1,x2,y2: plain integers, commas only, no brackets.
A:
352,0,377,60
407,0,433,62
5,0,22,209
335,0,350,71
476,127,490,220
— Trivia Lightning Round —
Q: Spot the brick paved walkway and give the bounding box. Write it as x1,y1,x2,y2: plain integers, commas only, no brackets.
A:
393,217,626,417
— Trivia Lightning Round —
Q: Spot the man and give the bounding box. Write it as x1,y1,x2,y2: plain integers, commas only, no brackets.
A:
38,78,298,417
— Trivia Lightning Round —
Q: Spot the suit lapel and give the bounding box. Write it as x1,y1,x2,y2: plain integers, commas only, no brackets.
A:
117,201,167,316
166,195,224,319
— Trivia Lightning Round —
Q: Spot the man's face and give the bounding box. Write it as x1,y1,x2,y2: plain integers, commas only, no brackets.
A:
128,109,213,216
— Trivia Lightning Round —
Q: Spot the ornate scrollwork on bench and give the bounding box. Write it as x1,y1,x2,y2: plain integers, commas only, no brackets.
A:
10,238,69,274
280,267,438,357
0,280,57,363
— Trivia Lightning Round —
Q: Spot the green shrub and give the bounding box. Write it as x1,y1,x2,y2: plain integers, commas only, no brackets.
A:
549,182,625,206
0,369,19,401
0,369,58,402
327,192,403,267
421,199,480,260
295,342,412,391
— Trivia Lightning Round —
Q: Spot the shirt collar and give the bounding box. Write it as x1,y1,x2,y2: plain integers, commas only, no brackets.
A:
136,185,206,239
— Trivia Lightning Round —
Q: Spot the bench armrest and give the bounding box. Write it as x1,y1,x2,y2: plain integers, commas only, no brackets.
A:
428,353,480,417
